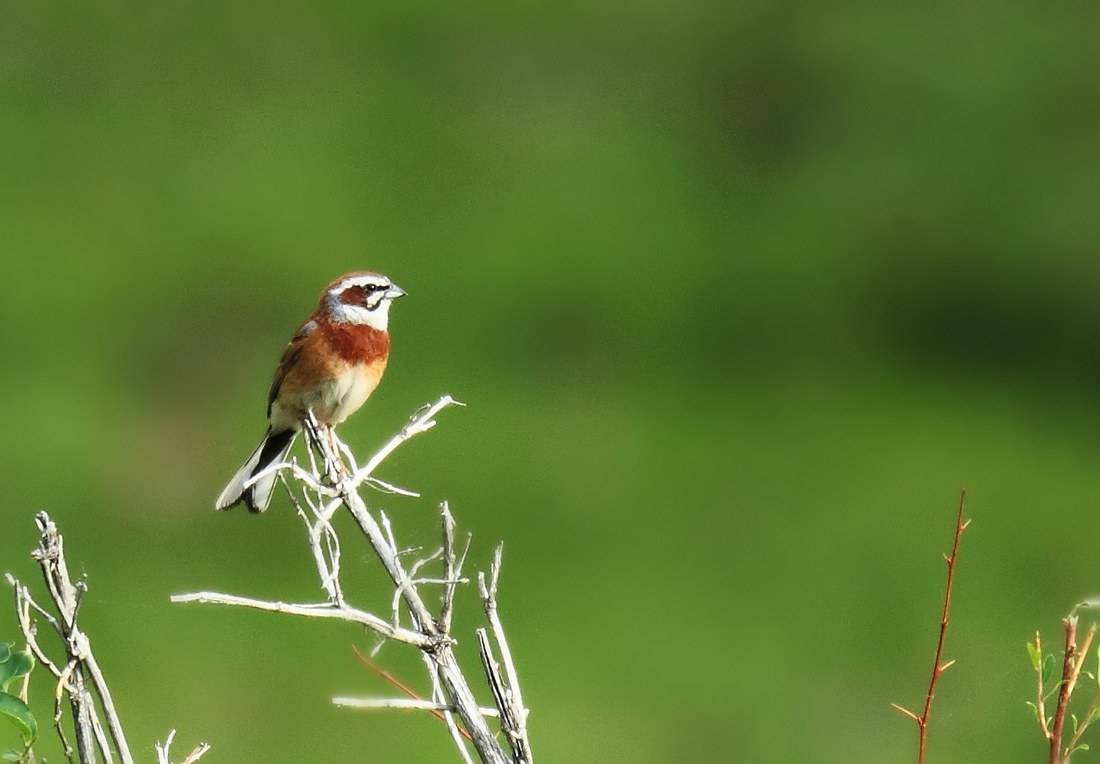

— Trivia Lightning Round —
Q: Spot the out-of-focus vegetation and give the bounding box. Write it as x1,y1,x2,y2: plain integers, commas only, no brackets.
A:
2,2,1099,761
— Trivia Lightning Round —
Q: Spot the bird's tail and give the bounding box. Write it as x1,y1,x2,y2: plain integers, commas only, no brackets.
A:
215,428,297,513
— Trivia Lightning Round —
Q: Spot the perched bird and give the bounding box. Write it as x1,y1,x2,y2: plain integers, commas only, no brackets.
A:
215,271,406,512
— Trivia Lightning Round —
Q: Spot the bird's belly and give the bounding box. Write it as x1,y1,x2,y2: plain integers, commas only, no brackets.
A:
315,360,386,426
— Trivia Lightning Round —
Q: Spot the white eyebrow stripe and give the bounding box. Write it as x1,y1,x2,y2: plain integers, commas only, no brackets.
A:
330,275,389,294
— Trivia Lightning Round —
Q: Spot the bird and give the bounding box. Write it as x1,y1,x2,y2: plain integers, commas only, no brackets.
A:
215,271,407,512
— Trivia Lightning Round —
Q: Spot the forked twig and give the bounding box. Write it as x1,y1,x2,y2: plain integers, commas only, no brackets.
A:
6,513,209,764
156,729,212,764
172,396,532,764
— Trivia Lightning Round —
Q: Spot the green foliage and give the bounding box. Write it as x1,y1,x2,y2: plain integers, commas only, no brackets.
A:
1045,654,1059,689
0,642,36,759
1028,639,1042,672
0,647,32,694
2,2,1100,761
0,693,36,748
1028,627,1100,762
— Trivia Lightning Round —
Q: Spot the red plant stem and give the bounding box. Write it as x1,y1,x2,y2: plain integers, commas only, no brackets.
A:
913,490,969,764
352,645,473,742
1050,618,1078,764
1049,619,1097,764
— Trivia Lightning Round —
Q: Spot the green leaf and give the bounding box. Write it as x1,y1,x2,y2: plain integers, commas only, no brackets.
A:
1072,713,1079,734
0,651,33,694
0,646,10,665
0,693,36,746
1044,654,1057,687
1028,640,1042,671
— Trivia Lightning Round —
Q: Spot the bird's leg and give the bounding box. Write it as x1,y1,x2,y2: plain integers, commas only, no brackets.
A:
303,411,339,482
303,410,321,453
326,426,349,479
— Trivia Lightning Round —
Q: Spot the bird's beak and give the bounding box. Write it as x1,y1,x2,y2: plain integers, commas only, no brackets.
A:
385,283,407,300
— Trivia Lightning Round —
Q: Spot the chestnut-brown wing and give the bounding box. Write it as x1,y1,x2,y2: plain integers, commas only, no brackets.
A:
267,319,318,418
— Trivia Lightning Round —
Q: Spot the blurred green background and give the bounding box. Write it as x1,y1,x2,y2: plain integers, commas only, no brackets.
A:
2,2,1100,762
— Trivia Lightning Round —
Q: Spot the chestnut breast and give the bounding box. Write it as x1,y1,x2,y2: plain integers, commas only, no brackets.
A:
323,321,391,365
270,320,390,428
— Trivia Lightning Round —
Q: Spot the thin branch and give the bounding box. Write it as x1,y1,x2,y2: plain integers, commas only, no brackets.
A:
246,460,336,497
429,657,476,764
439,503,459,634
321,422,508,763
169,592,432,648
892,490,969,764
331,697,501,716
1034,630,1052,739
19,512,134,764
8,575,79,763
173,396,528,764
351,645,470,739
8,513,207,764
362,475,421,498
478,545,533,763
156,729,211,764
1064,686,1100,759
349,396,466,492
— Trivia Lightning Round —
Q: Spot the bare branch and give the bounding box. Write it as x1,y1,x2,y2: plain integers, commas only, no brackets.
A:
320,414,510,764
347,395,466,494
16,512,135,764
892,490,969,764
8,513,207,764
429,657,476,764
478,545,533,763
351,645,466,737
169,592,433,648
439,503,459,634
156,729,211,764
331,697,501,716
172,396,530,764
1033,630,1053,739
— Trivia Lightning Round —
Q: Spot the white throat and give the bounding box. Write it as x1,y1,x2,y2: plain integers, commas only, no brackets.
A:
327,294,391,330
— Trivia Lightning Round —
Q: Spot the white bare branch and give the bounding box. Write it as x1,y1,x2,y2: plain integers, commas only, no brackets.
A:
169,592,432,648
331,697,501,716
171,395,531,764
478,545,533,763
348,395,466,492
7,513,208,764
156,729,211,764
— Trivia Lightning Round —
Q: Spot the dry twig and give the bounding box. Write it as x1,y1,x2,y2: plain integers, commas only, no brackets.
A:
6,512,209,764
155,730,211,764
172,396,533,764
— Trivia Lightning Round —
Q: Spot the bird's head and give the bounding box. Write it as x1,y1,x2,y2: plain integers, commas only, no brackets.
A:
322,272,406,331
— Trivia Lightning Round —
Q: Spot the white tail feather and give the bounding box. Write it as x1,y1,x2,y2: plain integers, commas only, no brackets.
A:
215,431,297,512
215,436,266,510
